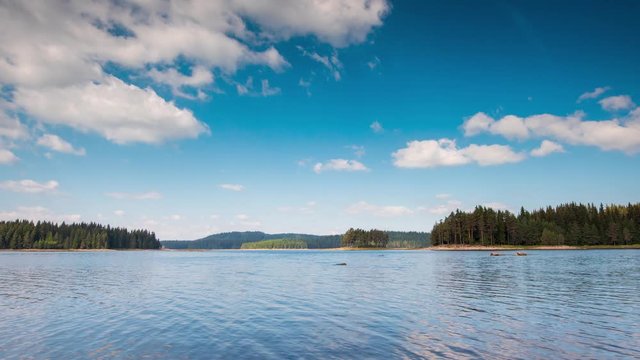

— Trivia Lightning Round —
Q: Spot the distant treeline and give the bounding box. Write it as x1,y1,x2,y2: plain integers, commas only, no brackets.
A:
240,239,308,249
0,220,161,249
162,230,430,249
162,231,341,249
342,228,388,248
431,203,640,247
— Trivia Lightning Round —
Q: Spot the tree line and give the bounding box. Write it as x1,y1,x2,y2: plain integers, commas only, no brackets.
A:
431,203,640,247
341,228,389,248
0,220,161,249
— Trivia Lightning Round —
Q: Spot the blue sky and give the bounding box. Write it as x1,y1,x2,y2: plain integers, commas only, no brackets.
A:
1,1,639,239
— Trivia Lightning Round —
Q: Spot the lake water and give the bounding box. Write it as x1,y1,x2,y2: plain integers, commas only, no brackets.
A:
1,250,639,359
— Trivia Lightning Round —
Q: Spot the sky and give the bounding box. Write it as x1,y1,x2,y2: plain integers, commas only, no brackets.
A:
1,0,639,240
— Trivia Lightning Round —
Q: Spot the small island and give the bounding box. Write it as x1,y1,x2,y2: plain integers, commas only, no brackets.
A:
240,239,308,249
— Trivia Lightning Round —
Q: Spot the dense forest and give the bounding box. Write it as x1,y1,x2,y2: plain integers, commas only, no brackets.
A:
341,228,389,248
431,203,640,247
240,239,308,249
0,220,161,249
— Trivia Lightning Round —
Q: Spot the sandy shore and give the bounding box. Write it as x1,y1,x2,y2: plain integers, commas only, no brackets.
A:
429,245,640,251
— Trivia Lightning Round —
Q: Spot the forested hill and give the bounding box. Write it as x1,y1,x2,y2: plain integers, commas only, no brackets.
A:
0,220,161,249
431,203,640,247
162,230,430,249
162,231,341,249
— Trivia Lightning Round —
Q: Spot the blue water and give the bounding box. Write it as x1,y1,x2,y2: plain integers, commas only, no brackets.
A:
0,250,639,359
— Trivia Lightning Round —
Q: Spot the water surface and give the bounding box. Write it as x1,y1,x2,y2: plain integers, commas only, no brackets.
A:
1,250,639,359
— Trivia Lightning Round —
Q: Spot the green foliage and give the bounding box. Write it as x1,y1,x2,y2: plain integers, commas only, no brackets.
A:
431,203,640,247
341,228,389,248
240,239,308,249
0,220,160,250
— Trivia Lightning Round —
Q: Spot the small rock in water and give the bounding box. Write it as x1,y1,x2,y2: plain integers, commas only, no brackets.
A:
335,262,347,266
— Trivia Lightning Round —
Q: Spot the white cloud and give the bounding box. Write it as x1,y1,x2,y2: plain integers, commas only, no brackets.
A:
424,200,463,215
219,183,245,192
0,206,80,223
462,110,640,154
147,65,214,98
261,79,281,96
15,76,209,144
392,139,525,168
0,149,18,164
462,112,528,140
313,159,369,173
298,47,343,81
530,140,565,157
0,0,387,147
435,193,451,200
114,210,125,217
599,95,635,112
346,201,414,217
106,191,162,200
577,86,610,102
0,179,59,193
0,112,28,140
234,0,389,47
370,120,384,133
36,134,85,156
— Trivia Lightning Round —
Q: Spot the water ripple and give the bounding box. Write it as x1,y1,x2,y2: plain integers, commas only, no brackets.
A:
0,250,639,359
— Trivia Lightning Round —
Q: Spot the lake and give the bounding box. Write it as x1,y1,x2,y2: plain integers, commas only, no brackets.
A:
1,250,639,359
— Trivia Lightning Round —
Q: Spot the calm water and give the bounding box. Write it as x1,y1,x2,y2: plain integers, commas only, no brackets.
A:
1,250,639,359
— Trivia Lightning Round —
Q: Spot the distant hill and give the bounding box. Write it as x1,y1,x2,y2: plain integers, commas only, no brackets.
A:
161,230,430,249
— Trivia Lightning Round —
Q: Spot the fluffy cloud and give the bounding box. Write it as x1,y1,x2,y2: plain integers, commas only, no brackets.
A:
462,113,528,140
0,112,28,140
219,183,245,192
0,206,81,223
234,0,389,47
346,201,414,217
462,108,640,154
106,191,162,200
0,0,387,147
36,134,85,156
15,76,209,144
392,139,525,168
599,95,635,112
147,65,214,98
530,140,564,157
313,159,369,173
0,179,59,193
424,199,463,215
114,210,125,217
577,86,609,102
0,149,18,164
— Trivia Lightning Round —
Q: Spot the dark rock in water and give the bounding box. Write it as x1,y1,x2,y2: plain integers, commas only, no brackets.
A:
490,252,501,256
335,262,347,266
516,252,527,256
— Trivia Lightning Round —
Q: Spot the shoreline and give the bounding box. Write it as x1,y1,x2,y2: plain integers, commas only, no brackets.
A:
429,244,640,251
3,245,640,252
